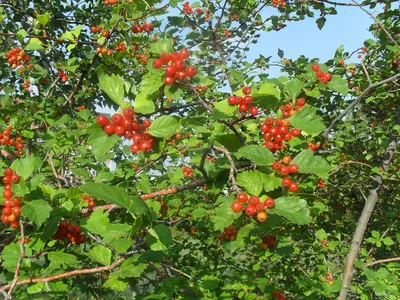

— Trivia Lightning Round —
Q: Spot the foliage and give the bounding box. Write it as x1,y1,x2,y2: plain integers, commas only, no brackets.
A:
0,0,399,299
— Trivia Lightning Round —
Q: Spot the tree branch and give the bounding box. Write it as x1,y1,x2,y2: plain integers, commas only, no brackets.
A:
361,257,400,269
213,146,240,193
5,221,25,299
318,73,400,152
339,107,400,299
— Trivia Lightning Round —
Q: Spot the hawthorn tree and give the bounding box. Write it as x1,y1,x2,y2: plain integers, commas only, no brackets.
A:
0,0,399,299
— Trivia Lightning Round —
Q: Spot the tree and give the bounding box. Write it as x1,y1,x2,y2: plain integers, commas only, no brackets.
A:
0,0,399,299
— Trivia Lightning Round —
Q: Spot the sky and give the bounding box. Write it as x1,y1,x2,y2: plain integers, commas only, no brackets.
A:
246,3,377,77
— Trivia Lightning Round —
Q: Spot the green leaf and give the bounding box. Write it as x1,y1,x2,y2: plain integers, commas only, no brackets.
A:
149,39,174,55
37,13,51,26
98,73,125,106
80,210,110,235
87,245,112,266
327,75,348,95
11,155,36,180
271,197,311,224
213,101,237,119
237,170,264,196
316,17,326,30
286,79,305,101
237,145,274,166
134,92,156,114
103,277,128,291
80,182,130,209
288,104,326,135
154,224,172,247
87,127,120,160
80,183,150,217
315,229,327,240
291,150,332,176
21,200,52,227
147,116,179,138
262,173,281,192
164,83,182,101
200,275,220,290
253,82,281,109
16,29,27,42
47,251,78,269
211,198,241,231
25,38,44,50
277,48,284,59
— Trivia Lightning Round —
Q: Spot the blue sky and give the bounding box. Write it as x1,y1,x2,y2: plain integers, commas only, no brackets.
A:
246,3,376,76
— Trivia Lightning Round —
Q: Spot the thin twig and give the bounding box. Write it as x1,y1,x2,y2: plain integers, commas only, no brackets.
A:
160,263,193,280
218,119,246,146
6,221,25,298
318,73,400,151
213,146,240,193
360,62,372,85
361,257,400,269
329,160,372,175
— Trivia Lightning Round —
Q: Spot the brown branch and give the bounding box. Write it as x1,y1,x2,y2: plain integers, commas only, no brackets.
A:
329,161,372,175
361,257,400,269
0,150,15,162
339,107,400,299
48,154,64,188
218,119,246,146
215,0,228,31
318,73,400,152
0,32,97,45
63,19,122,107
160,263,193,280
132,4,169,21
6,221,25,298
0,257,126,293
213,146,240,193
185,82,213,113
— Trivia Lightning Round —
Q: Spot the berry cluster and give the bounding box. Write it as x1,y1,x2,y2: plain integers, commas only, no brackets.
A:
183,1,193,14
317,178,326,188
227,86,259,115
131,22,154,33
96,108,156,154
81,194,96,208
195,85,208,93
272,156,299,192
272,0,286,7
217,225,239,241
279,98,306,118
152,49,197,85
307,141,321,151
311,64,332,84
260,234,277,249
1,168,21,228
0,127,25,156
6,47,30,69
115,42,126,52
104,0,117,6
260,118,301,153
22,79,31,92
223,29,232,37
323,271,334,285
90,25,102,33
96,46,113,56
272,290,287,300
58,70,68,82
52,220,86,245
231,193,275,223
321,239,329,247
182,166,193,177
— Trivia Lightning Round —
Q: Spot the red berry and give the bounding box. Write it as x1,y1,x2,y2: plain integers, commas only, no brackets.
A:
231,201,243,212
291,128,301,137
96,115,109,127
4,168,13,176
186,66,197,77
111,113,123,125
296,98,306,107
242,86,251,95
289,164,299,174
143,119,152,128
12,206,21,217
257,211,267,222
264,197,275,209
282,178,291,188
289,182,299,192
131,143,141,153
272,162,281,170
312,64,319,72
228,96,237,106
179,48,190,59
152,59,163,69
249,106,259,116
239,103,248,112
237,193,248,203
255,203,265,212
249,196,260,206
244,95,253,105
114,125,126,136
324,72,332,81
164,65,177,76
160,53,171,64
103,124,115,135
280,166,290,177
244,205,257,217
3,190,13,199
164,76,174,85
282,156,291,165
10,174,20,184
